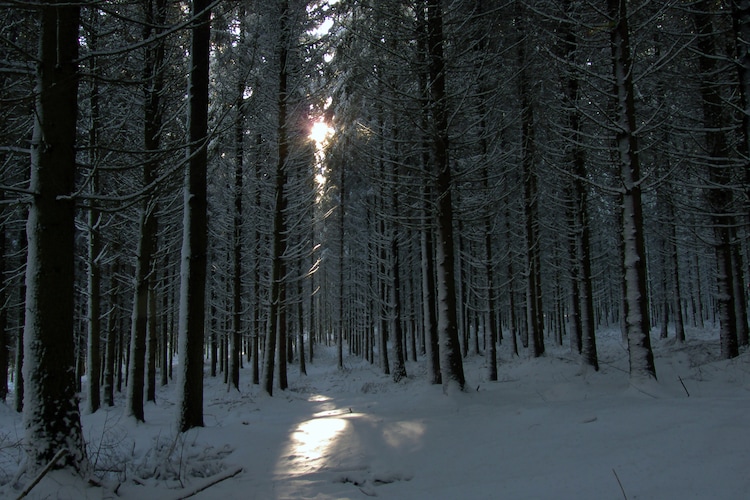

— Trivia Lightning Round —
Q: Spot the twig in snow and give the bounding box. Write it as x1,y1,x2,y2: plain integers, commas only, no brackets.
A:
678,376,690,397
15,449,67,500
171,466,243,500
612,468,628,500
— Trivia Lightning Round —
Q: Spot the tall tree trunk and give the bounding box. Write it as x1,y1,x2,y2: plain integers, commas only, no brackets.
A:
607,0,656,380
337,144,345,371
505,205,520,357
0,193,6,402
146,282,157,402
731,244,748,346
298,259,307,375
103,263,119,407
263,0,291,395
86,181,102,414
161,286,169,386
416,5,441,385
519,32,545,359
667,200,686,343
427,0,465,392
377,208,390,376
14,274,24,413
85,10,102,413
230,24,246,391
694,1,740,359
24,0,86,471
308,212,316,365
127,0,166,422
127,202,155,420
421,217,441,384
177,0,211,431
390,146,407,382
390,226,407,382
560,0,597,369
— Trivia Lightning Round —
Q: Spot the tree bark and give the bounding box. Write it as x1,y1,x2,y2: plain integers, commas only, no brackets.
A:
23,0,87,471
427,0,465,392
230,16,246,391
263,0,291,395
103,263,119,407
694,1,740,359
0,191,7,402
518,29,545,359
85,10,102,413
177,0,211,431
607,0,656,380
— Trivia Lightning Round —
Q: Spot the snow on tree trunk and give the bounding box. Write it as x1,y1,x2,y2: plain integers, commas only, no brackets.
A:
263,0,292,395
177,0,211,432
427,0,465,393
23,0,87,471
607,0,656,381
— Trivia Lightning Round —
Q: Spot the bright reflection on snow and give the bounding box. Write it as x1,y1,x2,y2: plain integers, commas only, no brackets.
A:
293,418,348,462
308,394,332,403
278,395,426,479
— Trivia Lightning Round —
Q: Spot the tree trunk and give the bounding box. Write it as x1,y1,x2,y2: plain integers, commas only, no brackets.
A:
391,230,407,382
230,32,246,391
390,152,407,382
177,0,211,431
146,283,157,402
427,0,465,392
103,264,119,407
416,5,441,385
0,193,7,402
607,0,656,380
263,0,291,395
127,205,154,421
161,287,169,386
694,1,740,359
519,34,544,359
127,0,166,422
23,0,86,471
85,11,102,413
560,0,597,369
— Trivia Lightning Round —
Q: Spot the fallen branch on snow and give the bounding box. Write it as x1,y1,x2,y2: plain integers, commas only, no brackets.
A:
612,467,628,500
15,449,67,500
172,466,243,500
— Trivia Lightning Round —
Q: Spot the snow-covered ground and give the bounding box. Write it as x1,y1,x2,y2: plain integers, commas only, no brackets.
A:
2,326,749,499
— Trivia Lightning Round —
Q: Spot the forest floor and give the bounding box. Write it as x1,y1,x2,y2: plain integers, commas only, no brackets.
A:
1,325,749,499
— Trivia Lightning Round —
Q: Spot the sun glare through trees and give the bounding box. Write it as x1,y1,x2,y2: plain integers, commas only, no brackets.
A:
310,119,333,145
2,0,750,496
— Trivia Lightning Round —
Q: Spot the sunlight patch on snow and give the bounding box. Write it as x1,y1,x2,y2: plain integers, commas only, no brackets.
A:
308,393,332,403
282,416,349,473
